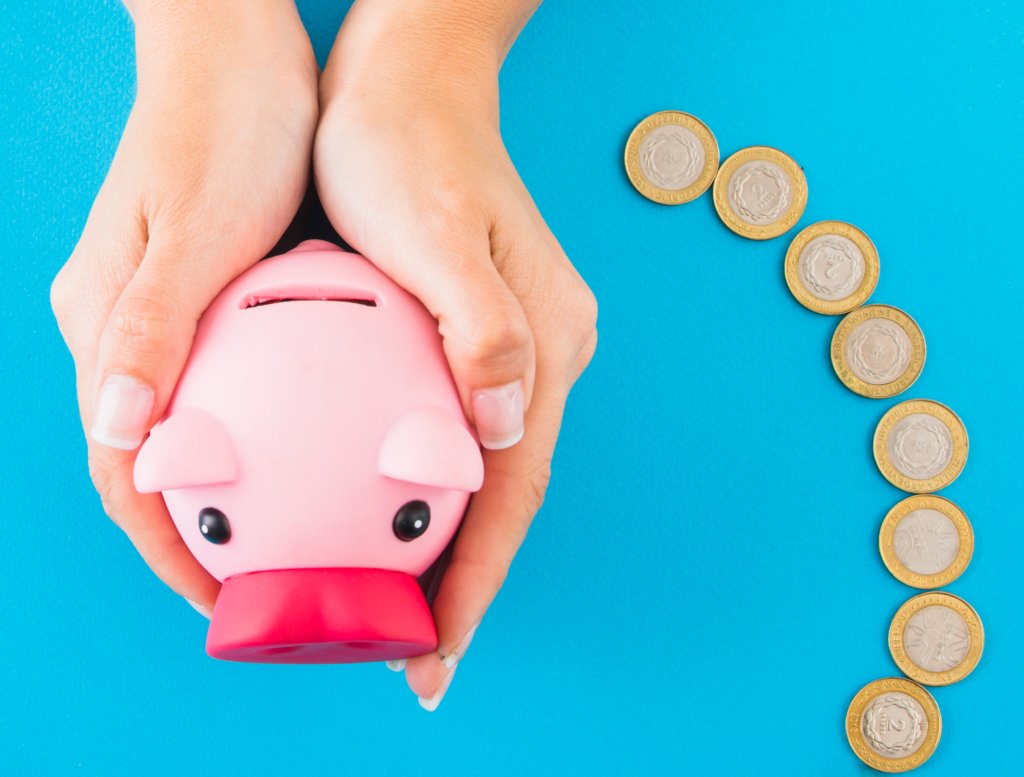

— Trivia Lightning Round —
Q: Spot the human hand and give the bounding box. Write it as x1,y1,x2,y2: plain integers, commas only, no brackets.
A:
49,0,318,612
315,0,598,709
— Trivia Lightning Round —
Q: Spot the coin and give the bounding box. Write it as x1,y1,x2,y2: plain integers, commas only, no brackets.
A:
712,146,808,239
784,221,879,314
889,592,984,686
624,111,719,205
879,495,974,589
831,305,925,398
846,677,941,772
873,399,968,493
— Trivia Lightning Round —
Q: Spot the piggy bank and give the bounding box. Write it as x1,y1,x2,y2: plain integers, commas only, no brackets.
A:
133,240,483,664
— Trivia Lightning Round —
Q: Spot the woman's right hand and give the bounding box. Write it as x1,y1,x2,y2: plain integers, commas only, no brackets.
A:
49,0,319,614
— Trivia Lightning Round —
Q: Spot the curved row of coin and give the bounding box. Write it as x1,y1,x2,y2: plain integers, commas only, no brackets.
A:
625,110,984,773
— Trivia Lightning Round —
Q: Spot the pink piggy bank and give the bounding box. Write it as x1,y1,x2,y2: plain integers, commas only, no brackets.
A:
133,240,483,664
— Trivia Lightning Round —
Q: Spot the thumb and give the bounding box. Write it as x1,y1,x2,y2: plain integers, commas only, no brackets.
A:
89,242,239,450
357,226,536,451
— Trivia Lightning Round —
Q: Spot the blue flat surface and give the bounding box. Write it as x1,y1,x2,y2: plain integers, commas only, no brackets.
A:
2,1,1022,774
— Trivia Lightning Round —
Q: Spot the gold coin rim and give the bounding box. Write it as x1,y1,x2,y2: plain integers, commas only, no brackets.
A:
888,591,985,686
879,495,974,589
784,220,880,314
873,399,969,493
846,677,941,772
624,111,720,205
712,145,808,240
831,304,926,399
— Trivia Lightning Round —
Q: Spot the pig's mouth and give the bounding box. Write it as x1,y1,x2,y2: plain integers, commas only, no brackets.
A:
239,284,378,309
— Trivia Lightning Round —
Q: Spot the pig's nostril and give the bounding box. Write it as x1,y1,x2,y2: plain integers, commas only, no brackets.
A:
199,507,232,544
393,500,430,541
263,645,302,655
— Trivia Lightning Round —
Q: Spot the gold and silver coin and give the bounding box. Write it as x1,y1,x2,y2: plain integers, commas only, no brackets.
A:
879,495,973,589
846,677,941,772
784,221,879,314
873,399,968,493
888,592,984,686
831,305,925,399
624,111,719,205
712,146,808,240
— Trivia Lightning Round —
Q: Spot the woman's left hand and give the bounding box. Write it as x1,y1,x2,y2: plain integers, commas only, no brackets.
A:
315,0,598,710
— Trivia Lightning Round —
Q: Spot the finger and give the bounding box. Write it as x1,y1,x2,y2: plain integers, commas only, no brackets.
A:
88,441,221,608
404,364,569,705
53,209,230,608
317,185,536,450
87,234,273,606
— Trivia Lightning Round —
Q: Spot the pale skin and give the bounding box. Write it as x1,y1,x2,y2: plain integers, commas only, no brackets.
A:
50,0,596,710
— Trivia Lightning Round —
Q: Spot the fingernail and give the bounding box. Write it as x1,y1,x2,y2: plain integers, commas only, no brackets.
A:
90,375,154,450
184,598,211,619
418,664,457,712
440,622,479,670
385,659,406,672
472,380,524,450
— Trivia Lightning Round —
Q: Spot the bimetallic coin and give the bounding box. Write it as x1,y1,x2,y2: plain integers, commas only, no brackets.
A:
624,111,719,205
846,677,941,772
784,221,879,314
873,400,968,493
879,495,974,589
831,305,925,399
713,146,808,240
889,592,984,686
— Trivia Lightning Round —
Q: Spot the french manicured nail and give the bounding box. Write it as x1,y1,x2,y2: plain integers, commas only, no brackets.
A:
418,664,457,713
90,375,154,450
184,598,211,619
440,622,479,670
472,380,524,450
385,659,406,672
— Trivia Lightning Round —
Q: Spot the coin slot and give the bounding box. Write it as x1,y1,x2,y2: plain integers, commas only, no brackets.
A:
239,283,378,310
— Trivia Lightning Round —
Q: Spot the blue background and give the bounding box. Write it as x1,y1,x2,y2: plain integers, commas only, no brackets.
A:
2,1,1022,774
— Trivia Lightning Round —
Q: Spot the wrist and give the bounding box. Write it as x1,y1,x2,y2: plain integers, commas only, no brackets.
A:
344,0,538,64
321,0,538,120
129,0,297,34
129,0,315,96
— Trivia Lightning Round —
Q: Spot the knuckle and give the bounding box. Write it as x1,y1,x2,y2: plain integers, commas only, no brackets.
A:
568,281,599,343
550,274,598,365
522,458,554,515
462,307,533,366
49,264,79,322
109,288,181,359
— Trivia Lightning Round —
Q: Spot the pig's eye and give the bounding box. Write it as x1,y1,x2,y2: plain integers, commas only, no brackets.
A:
393,500,430,541
199,507,232,544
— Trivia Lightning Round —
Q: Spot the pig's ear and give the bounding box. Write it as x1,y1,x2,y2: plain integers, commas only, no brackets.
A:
134,408,239,493
378,408,484,492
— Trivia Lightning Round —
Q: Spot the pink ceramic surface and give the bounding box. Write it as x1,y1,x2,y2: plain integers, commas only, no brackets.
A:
133,240,483,663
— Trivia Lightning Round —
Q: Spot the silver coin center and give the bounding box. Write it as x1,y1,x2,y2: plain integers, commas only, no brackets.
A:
638,125,705,191
887,413,953,480
845,319,912,385
728,160,792,225
798,234,865,300
904,604,970,672
894,509,960,575
861,692,928,759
